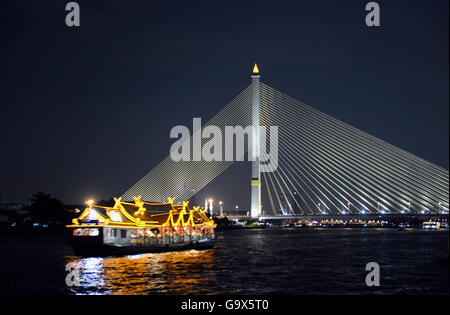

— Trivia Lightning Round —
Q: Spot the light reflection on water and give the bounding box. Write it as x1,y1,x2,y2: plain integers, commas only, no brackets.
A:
66,250,216,295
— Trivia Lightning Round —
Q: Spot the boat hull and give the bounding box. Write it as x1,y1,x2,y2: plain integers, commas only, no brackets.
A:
71,239,215,257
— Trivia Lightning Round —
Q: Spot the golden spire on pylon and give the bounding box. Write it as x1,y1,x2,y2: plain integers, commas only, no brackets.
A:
252,63,260,75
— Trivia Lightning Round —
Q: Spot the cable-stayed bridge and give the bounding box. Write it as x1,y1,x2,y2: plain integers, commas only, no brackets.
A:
122,65,449,218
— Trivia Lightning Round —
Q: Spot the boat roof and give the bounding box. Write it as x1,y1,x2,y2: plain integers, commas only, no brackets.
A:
72,197,214,228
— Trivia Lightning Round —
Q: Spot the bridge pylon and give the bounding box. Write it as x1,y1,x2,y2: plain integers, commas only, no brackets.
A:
251,63,261,218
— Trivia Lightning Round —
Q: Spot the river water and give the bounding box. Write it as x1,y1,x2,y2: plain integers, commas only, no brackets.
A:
0,228,448,295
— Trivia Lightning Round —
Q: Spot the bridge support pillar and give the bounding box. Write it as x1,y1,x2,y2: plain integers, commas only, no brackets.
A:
251,63,261,218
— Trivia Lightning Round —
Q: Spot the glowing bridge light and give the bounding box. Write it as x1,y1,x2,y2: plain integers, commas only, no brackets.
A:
252,63,259,75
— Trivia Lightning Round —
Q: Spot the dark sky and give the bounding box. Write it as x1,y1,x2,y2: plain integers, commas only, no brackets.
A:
0,0,448,208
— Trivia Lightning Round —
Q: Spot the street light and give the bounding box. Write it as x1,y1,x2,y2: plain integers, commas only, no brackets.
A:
208,198,213,214
219,201,224,217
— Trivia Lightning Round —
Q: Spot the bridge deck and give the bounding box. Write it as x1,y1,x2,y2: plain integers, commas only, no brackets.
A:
228,214,449,221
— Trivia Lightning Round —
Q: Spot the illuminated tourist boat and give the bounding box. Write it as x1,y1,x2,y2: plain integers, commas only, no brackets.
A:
67,197,216,256
422,221,440,230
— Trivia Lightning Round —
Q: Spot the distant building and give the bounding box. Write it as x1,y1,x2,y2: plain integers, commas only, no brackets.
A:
0,203,26,211
0,203,27,227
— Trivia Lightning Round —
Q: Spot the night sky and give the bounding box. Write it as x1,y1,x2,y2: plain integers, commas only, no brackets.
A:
0,0,448,209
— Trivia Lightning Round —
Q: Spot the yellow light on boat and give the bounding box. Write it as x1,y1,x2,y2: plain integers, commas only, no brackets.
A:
85,199,94,207
133,195,147,215
253,63,259,75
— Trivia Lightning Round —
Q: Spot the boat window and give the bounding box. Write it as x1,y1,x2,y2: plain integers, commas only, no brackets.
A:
73,228,99,236
121,229,127,238
89,228,99,236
